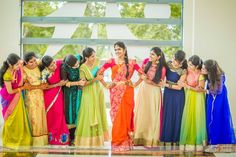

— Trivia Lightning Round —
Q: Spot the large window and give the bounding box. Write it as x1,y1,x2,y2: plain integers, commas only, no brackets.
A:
21,0,183,61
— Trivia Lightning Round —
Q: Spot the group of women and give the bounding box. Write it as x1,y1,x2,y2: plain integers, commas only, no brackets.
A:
0,41,235,151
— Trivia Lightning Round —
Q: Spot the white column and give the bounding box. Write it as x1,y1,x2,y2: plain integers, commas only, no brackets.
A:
183,0,195,58
194,0,236,126
0,0,21,64
0,0,21,145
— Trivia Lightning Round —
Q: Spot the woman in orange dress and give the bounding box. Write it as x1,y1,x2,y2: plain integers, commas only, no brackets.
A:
98,41,143,151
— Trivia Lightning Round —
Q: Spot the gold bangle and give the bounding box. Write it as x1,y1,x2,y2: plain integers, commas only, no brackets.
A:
17,88,21,92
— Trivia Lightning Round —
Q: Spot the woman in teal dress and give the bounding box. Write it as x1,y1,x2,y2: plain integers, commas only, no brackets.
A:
61,54,86,144
74,47,109,147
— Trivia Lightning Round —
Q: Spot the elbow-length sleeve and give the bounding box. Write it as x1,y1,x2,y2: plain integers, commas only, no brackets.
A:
98,58,114,74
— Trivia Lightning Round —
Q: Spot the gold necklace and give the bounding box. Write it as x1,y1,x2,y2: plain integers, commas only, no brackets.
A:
116,59,125,65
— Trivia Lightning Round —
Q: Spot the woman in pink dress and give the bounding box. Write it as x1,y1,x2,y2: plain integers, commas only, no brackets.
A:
41,55,69,145
134,47,167,147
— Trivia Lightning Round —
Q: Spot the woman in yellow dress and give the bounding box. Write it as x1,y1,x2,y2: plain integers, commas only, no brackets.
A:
179,55,207,151
0,53,32,148
23,52,48,146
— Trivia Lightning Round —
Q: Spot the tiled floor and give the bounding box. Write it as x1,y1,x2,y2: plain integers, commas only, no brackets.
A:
0,144,236,157
0,145,215,157
0,109,235,157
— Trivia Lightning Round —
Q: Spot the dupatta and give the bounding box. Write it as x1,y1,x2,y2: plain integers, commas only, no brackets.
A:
0,66,23,121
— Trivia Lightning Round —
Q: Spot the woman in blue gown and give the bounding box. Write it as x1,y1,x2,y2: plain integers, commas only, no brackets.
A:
161,50,187,145
202,59,236,145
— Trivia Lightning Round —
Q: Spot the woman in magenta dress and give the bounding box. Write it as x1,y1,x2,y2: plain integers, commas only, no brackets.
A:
41,55,69,145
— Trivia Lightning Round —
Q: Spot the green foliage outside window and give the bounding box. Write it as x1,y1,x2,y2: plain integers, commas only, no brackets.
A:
23,2,182,60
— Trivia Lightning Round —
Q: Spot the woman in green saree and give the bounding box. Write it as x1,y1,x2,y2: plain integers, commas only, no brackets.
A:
74,47,109,147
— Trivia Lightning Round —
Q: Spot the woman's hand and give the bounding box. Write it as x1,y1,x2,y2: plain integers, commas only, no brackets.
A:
140,74,147,80
159,79,166,87
59,80,68,86
40,83,49,89
126,80,135,87
65,82,71,87
177,81,187,88
22,82,32,90
95,74,103,81
105,82,116,89
77,79,86,86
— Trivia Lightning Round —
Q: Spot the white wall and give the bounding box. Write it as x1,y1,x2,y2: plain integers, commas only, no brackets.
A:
0,0,21,65
0,0,21,144
184,0,236,125
183,0,195,57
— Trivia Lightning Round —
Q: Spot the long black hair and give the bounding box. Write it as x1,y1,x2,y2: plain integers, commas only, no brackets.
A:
114,41,129,79
64,54,78,67
81,47,95,64
144,47,167,84
23,52,37,65
204,59,224,92
188,55,203,70
40,55,53,71
0,53,21,87
174,50,187,69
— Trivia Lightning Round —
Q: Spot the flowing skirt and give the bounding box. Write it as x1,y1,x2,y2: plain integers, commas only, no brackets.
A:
206,86,236,144
180,89,207,145
25,89,48,146
161,88,185,143
45,88,69,145
134,82,162,147
111,85,134,151
2,94,32,148
75,83,108,147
